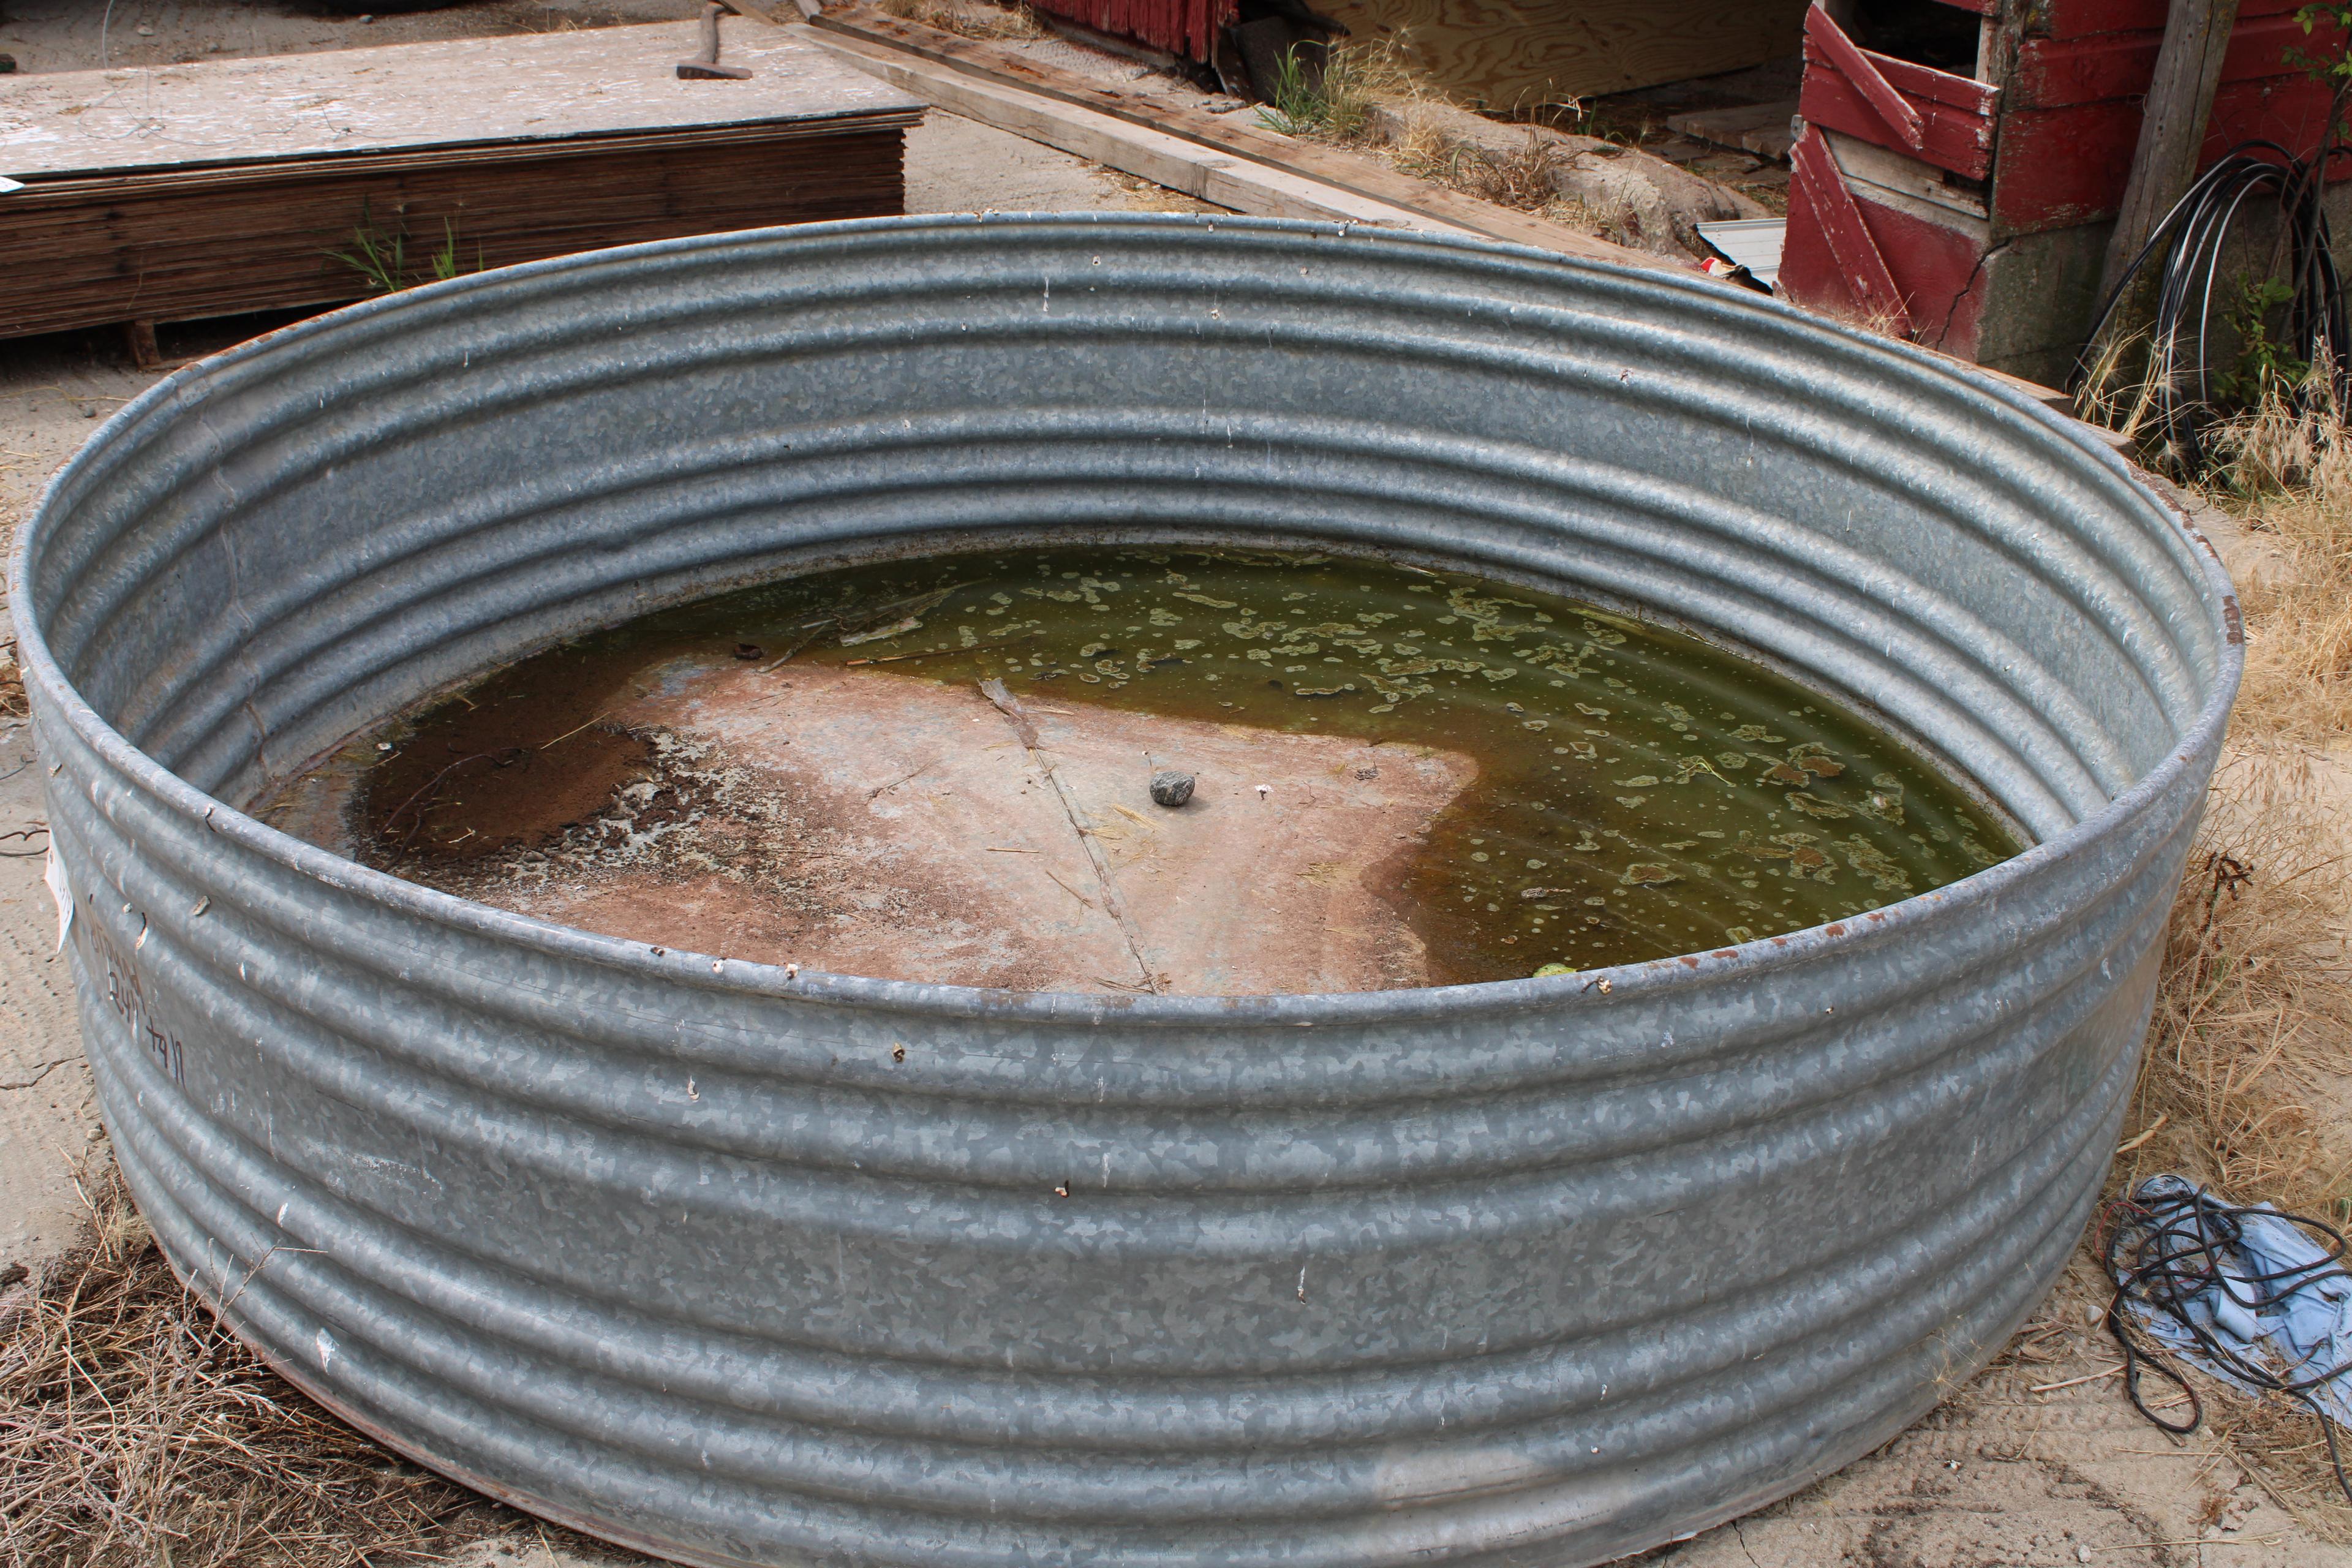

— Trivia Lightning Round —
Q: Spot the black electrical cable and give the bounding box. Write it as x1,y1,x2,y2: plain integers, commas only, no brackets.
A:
2072,140,2352,472
2104,1180,2352,1502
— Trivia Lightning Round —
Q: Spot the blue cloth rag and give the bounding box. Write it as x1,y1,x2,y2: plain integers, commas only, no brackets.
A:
2113,1174,2352,1425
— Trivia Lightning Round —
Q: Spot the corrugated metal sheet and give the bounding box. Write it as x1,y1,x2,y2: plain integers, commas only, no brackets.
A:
1023,0,1233,62
18,214,2239,1568
1695,216,1787,287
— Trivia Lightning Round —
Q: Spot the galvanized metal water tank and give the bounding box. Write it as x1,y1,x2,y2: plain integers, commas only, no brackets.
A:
19,215,2239,1567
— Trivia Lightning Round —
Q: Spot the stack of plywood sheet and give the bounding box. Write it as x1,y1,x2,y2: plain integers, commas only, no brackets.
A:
0,20,924,340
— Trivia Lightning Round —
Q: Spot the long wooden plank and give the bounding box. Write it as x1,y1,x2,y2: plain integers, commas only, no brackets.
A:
800,9,1695,272
2038,0,2299,40
2013,7,2340,107
806,31,1480,233
1805,3,1924,149
1798,41,1997,179
1789,126,1912,334
2098,0,2241,311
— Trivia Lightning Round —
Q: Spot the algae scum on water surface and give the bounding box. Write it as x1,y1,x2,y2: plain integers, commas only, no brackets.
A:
275,548,2019,989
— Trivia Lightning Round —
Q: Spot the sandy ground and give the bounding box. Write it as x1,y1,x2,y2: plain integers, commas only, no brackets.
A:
2,4,2349,1565
1,371,136,1273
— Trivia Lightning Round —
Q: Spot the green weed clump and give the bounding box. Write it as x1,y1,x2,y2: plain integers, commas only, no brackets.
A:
1256,43,1381,141
330,206,484,295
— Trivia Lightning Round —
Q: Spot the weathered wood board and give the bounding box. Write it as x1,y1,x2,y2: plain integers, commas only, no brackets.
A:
0,21,924,338
0,21,921,178
1667,99,1799,159
1314,0,1811,107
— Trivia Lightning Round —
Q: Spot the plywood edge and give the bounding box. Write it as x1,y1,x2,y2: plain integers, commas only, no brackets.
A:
1,114,922,194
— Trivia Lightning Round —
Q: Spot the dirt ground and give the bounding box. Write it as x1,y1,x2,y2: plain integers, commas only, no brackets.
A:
3,4,2350,1566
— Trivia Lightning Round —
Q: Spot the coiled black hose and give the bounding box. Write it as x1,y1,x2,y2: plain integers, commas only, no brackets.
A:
2105,1178,2352,1502
2074,142,2349,471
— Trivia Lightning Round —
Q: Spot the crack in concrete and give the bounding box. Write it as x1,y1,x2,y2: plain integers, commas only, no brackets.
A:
0,1057,83,1091
978,678,1160,993
1924,242,2001,355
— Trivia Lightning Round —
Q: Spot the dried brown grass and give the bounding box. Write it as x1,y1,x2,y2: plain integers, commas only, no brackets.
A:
2125,386,2352,1202
2206,1381,2352,1540
2206,393,2352,748
1393,119,1558,213
2071,328,2165,452
0,1163,521,1568
2125,754,2352,1212
1253,45,1635,241
0,639,24,722
2071,354,2352,745
2113,385,2352,1536
873,0,1047,40
1254,40,1416,145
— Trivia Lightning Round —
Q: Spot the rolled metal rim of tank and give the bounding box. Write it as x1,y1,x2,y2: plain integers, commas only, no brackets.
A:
18,213,2242,1568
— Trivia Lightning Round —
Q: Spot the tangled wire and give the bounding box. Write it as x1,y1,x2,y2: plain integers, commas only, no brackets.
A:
2105,1178,2352,1504
2076,141,2350,471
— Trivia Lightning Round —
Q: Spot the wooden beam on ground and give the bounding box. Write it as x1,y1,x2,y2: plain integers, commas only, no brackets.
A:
1665,100,1800,161
2097,0,2242,312
801,28,1482,232
799,5,1696,273
1971,361,2075,413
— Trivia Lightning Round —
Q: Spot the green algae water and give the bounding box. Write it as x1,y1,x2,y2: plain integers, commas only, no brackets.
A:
335,547,2019,986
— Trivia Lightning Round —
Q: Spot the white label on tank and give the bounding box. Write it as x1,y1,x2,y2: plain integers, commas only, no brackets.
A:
43,845,72,954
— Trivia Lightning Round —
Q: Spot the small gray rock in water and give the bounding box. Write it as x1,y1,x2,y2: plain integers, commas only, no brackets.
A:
1150,770,1196,808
